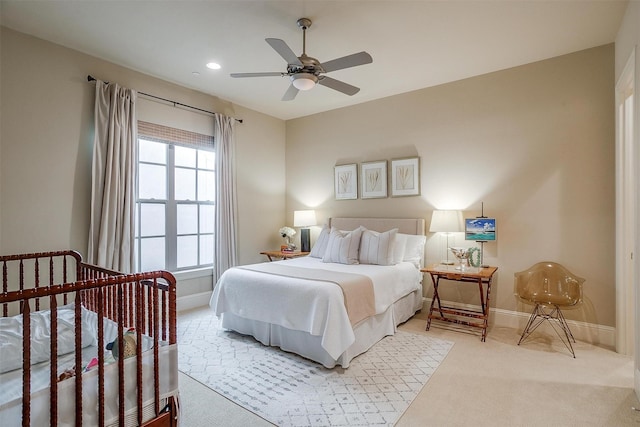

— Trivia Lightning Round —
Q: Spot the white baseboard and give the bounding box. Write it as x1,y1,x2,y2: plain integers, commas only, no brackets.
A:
421,298,616,350
177,291,213,313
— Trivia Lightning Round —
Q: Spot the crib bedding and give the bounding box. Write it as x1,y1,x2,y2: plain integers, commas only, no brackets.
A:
0,344,178,426
210,255,422,366
0,307,179,426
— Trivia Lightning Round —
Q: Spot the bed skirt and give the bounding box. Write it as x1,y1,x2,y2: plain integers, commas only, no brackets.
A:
220,289,423,368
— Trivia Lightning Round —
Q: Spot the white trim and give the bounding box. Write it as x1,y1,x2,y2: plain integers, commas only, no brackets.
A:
615,48,636,356
177,291,213,313
421,298,615,350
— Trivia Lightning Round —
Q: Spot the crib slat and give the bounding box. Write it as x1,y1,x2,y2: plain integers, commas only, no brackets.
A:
118,284,125,426
74,296,83,427
2,261,7,317
22,301,31,427
97,287,106,427
50,296,59,426
34,258,40,311
153,277,161,416
137,279,144,426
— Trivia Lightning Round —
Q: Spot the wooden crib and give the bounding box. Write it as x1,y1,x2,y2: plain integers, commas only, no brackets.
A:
0,250,179,427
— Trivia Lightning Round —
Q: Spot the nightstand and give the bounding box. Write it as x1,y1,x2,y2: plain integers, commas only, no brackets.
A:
422,264,498,342
260,250,310,262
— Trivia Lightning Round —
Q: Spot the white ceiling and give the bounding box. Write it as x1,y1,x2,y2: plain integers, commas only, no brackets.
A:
0,1,628,120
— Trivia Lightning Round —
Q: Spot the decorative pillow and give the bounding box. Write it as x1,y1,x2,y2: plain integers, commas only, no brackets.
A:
359,228,398,266
0,303,97,374
322,226,364,265
401,234,427,268
309,224,331,258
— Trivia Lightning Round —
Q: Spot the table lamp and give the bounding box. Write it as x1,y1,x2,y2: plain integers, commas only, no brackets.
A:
429,210,463,265
294,210,317,252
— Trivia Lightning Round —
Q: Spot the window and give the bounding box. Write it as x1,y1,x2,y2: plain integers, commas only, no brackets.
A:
135,122,215,272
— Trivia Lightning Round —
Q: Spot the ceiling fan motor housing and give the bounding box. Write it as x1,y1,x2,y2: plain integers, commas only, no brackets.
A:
288,55,324,75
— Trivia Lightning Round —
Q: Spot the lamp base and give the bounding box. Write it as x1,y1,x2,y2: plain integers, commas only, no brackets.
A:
301,228,311,252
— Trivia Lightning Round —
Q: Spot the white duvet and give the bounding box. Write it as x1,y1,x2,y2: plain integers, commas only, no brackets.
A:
209,256,422,359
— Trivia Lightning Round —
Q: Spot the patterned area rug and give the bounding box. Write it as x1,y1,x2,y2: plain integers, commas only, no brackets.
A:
178,309,453,426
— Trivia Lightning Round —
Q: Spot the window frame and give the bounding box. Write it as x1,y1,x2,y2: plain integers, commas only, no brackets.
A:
135,123,215,273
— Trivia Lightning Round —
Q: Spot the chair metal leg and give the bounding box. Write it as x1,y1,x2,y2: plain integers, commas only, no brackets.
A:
518,303,576,358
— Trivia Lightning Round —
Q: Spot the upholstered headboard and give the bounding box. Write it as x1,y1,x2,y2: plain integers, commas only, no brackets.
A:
327,218,425,235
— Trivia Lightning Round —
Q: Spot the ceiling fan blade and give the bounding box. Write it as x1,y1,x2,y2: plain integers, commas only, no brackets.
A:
266,38,303,66
318,76,360,96
282,84,299,101
320,51,372,73
230,72,283,78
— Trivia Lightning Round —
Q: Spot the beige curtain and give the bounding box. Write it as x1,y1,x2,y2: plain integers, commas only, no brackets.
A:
214,113,238,282
87,80,137,273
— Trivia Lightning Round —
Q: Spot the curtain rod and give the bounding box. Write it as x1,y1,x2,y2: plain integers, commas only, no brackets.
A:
87,75,243,123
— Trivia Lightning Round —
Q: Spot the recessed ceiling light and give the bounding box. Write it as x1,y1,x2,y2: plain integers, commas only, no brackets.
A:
192,71,200,77
206,62,221,70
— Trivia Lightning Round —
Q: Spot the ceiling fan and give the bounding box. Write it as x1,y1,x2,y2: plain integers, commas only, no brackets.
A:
230,18,373,101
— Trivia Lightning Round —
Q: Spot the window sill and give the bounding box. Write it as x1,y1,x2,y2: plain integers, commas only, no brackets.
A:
173,267,213,281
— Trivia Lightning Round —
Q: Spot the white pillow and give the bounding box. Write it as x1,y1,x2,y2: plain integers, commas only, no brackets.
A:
0,303,96,374
322,226,364,265
359,228,398,266
309,224,330,258
401,234,427,268
393,233,408,264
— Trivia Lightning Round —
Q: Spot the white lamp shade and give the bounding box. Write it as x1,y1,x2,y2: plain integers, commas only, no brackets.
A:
429,210,463,233
291,73,318,91
294,210,317,227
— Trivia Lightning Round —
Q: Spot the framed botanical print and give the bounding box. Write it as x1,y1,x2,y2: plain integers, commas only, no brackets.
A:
360,160,387,199
391,157,420,197
334,163,358,200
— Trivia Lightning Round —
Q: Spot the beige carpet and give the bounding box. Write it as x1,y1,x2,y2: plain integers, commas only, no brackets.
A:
177,308,639,426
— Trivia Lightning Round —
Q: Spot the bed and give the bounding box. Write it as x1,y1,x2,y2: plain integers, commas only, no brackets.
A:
0,250,179,427
210,217,426,368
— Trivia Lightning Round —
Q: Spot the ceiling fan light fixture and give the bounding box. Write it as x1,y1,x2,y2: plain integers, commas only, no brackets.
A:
291,73,318,91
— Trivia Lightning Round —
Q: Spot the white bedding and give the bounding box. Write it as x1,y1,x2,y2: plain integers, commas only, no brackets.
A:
210,256,422,364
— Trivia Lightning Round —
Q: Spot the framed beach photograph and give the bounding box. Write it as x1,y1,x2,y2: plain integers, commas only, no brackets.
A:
391,157,420,197
360,160,387,199
334,163,358,200
465,217,497,241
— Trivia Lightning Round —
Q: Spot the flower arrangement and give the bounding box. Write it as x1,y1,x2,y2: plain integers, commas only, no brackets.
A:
279,226,296,240
279,226,297,250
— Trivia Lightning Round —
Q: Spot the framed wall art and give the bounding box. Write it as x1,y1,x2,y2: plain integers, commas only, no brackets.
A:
334,163,358,200
360,160,387,199
391,157,420,197
465,217,497,241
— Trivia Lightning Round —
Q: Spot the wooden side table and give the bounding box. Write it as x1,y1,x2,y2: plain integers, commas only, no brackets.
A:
422,264,498,341
260,250,310,262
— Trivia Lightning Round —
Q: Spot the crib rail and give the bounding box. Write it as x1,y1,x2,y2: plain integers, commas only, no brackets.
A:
0,250,177,427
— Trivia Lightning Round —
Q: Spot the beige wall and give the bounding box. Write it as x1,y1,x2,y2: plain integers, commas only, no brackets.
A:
0,27,287,296
615,0,639,81
286,44,616,327
0,27,618,328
